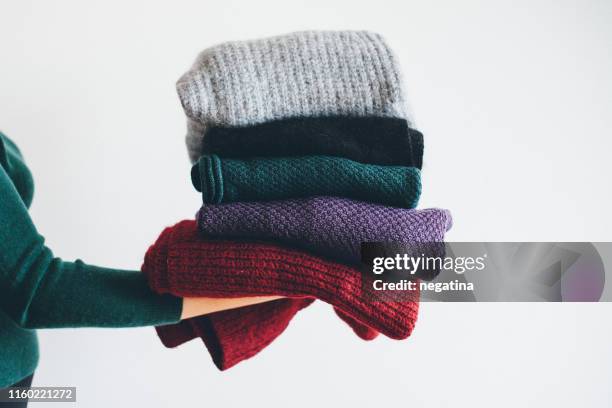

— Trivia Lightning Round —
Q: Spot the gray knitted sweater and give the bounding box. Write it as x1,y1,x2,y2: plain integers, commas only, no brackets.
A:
177,31,410,162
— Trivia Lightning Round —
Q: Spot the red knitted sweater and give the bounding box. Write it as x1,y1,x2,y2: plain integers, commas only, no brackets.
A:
143,221,421,368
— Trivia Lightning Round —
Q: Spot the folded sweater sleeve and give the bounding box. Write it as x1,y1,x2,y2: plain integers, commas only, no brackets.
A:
0,146,182,329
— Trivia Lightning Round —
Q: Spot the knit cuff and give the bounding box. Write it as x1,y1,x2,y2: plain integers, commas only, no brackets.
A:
191,154,224,203
142,224,175,294
155,320,197,348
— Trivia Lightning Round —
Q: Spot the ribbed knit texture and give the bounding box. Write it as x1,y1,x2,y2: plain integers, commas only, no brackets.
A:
202,117,423,168
151,220,317,369
156,298,314,370
192,155,421,208
177,31,409,162
198,197,452,264
143,220,420,340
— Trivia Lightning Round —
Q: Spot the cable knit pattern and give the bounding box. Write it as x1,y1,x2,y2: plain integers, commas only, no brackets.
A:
177,31,409,162
191,155,421,208
198,197,452,264
143,220,420,340
202,117,423,168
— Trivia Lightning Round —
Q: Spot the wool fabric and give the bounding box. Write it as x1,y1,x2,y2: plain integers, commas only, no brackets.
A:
150,221,317,370
202,117,423,169
197,197,452,265
177,31,409,162
334,308,379,340
155,291,376,371
149,220,374,353
191,154,421,208
143,220,420,340
156,298,314,370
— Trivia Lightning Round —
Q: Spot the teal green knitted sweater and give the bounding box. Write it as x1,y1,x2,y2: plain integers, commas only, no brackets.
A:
0,133,182,388
191,155,422,208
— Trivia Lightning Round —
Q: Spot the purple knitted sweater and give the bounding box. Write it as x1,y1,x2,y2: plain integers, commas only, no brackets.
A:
197,197,452,263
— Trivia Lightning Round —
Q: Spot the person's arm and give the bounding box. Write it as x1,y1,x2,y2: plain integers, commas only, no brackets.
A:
181,296,283,320
0,156,279,328
0,160,181,328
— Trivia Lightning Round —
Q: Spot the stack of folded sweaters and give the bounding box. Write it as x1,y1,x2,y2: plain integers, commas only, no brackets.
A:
142,31,452,370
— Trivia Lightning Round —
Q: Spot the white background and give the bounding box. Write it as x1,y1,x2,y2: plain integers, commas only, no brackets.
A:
1,0,611,407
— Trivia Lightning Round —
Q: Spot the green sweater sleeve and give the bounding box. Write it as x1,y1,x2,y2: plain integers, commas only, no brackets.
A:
0,134,181,329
